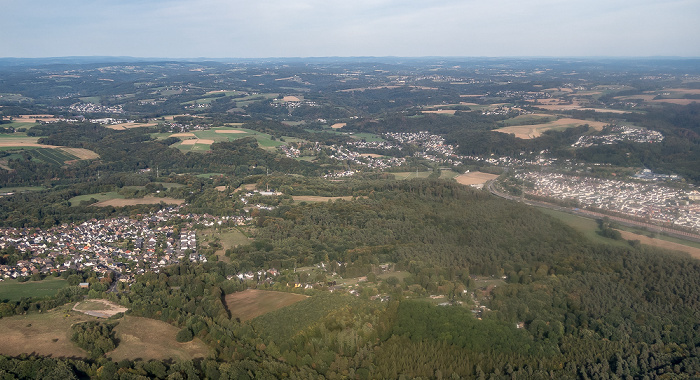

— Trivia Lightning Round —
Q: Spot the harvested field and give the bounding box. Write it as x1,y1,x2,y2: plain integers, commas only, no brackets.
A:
495,118,608,139
360,153,383,158
215,185,227,192
331,123,346,129
224,289,308,321
181,139,215,145
109,316,210,362
170,132,196,138
105,122,158,130
214,129,246,134
292,195,355,202
422,110,456,115
60,147,100,159
0,307,94,358
0,137,60,148
455,171,499,186
616,230,700,260
73,299,129,318
93,197,184,207
15,115,58,122
282,96,301,102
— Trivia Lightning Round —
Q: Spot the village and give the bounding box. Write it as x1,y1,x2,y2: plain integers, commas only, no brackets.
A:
516,171,700,232
0,206,248,282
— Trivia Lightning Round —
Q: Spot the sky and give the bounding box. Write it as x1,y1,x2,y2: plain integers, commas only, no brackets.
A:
2,0,699,58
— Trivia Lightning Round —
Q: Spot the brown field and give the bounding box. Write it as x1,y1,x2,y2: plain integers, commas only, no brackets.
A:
663,88,700,95
60,147,100,160
0,308,95,358
73,299,129,318
105,122,158,130
108,316,210,362
616,94,657,101
170,132,196,138
422,110,456,115
455,171,499,186
214,129,246,134
459,94,484,98
181,139,215,145
617,230,700,260
235,184,257,192
651,99,698,105
15,115,58,122
93,197,184,207
360,153,383,158
224,289,308,321
292,195,355,202
215,185,227,192
282,96,301,102
495,118,608,139
331,123,346,129
0,137,61,148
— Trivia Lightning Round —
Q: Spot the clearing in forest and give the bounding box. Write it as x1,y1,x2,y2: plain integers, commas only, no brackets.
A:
224,289,308,321
330,123,346,129
616,230,700,260
60,147,100,159
292,195,355,202
455,172,499,186
108,316,210,362
92,197,184,207
495,118,608,139
0,307,97,358
181,138,215,145
214,129,247,134
73,299,129,318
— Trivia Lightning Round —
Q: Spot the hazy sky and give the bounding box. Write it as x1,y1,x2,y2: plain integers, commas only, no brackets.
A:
3,0,699,58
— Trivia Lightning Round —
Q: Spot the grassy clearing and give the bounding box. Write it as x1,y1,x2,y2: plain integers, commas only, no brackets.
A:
108,316,210,362
495,118,608,139
0,277,69,302
224,289,309,322
73,300,111,311
0,186,45,193
199,227,251,262
500,114,555,126
251,292,361,344
0,306,94,358
69,192,124,206
535,208,630,247
391,171,433,180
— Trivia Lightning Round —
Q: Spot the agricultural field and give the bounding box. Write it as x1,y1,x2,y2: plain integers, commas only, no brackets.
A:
499,114,555,126
108,316,210,362
391,170,458,180
454,171,499,186
495,118,608,139
224,289,308,322
59,147,100,160
0,277,69,302
25,148,79,165
172,127,284,151
92,196,184,207
0,136,60,148
616,230,700,259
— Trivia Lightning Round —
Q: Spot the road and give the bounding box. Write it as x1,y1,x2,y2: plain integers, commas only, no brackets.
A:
486,180,700,244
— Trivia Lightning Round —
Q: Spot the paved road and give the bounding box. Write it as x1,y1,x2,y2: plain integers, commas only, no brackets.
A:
486,180,700,244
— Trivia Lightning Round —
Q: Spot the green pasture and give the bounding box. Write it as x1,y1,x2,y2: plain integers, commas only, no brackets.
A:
69,192,123,206
0,277,69,302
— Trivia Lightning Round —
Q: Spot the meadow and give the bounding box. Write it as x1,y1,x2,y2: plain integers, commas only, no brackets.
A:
224,289,308,322
495,118,608,139
0,277,68,302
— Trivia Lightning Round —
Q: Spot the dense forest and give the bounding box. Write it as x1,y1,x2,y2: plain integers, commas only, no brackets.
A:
2,180,700,378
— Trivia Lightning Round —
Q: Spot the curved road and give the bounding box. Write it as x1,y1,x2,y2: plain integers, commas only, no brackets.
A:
486,180,700,244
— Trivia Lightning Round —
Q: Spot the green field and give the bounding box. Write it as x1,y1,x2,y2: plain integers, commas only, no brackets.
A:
500,114,555,126
0,186,45,193
0,277,69,302
27,148,79,165
69,192,124,206
173,127,284,151
535,207,632,246
199,227,251,262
